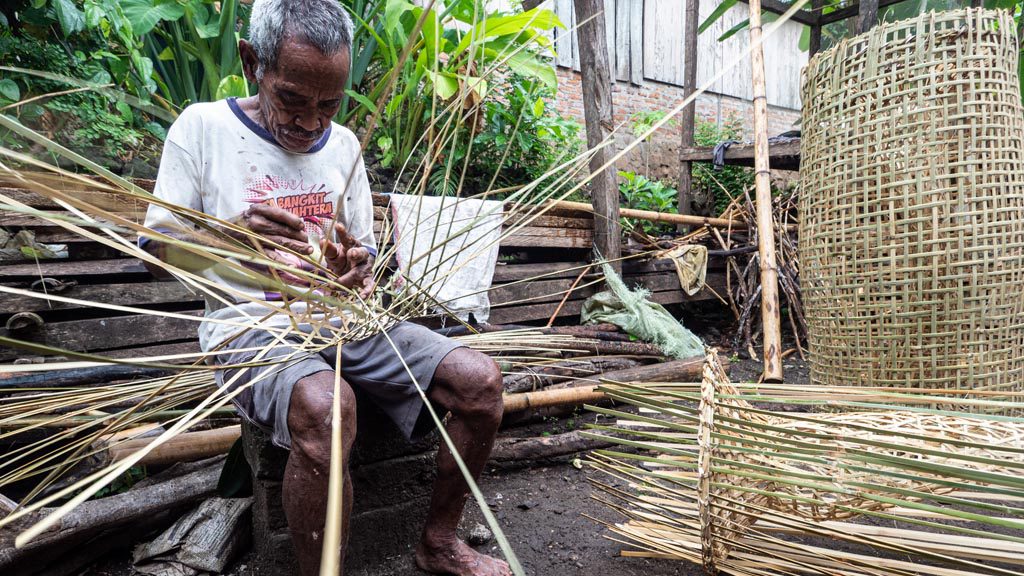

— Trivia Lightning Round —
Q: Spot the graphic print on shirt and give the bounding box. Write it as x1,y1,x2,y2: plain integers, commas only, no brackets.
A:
241,173,338,297
243,174,336,238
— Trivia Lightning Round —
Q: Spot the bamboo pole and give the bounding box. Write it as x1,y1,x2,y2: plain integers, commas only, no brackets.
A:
109,425,240,466
747,0,784,382
502,385,605,413
545,199,750,229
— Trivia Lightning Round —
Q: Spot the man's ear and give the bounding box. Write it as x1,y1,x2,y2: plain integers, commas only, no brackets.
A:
239,39,260,84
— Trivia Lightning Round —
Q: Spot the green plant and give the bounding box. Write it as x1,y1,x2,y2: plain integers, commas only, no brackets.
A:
127,0,250,106
429,75,582,195
629,109,678,176
618,170,678,235
0,33,152,163
344,0,563,174
692,116,754,215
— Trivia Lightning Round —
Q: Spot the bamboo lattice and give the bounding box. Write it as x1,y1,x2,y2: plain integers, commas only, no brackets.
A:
799,8,1024,402
587,350,1024,576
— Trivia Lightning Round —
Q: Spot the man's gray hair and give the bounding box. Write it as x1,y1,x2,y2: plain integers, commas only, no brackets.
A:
249,0,354,80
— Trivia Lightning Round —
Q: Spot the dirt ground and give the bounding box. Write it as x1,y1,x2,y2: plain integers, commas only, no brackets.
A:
86,350,808,576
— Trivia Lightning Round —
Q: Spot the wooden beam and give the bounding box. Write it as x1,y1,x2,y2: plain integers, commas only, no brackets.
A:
747,0,784,382
573,0,621,272
678,139,801,171
818,0,902,25
857,0,878,33
735,0,819,26
677,0,700,223
809,0,823,55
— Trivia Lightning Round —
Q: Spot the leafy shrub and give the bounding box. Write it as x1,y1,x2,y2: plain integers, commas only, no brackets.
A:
0,33,152,165
618,170,678,235
692,116,754,215
461,76,582,193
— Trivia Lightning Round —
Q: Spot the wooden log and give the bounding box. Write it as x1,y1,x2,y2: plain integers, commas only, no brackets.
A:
0,462,220,569
489,430,613,462
747,0,784,383
0,365,173,389
505,355,708,394
573,0,622,271
109,425,241,467
504,358,643,393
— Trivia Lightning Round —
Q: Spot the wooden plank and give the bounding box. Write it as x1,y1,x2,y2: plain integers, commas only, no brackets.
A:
489,275,722,324
604,0,616,83
628,0,644,85
555,0,575,68
643,0,685,85
492,261,590,283
490,269,682,306
0,282,201,315
503,226,592,248
615,0,631,81
570,0,581,71
734,0,818,25
818,0,901,25
0,311,203,361
0,258,148,281
677,138,801,171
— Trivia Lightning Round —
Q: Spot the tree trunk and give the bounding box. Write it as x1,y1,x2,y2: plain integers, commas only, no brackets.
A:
747,0,784,382
574,0,621,272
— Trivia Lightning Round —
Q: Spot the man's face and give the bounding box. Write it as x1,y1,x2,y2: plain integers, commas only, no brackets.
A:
242,36,350,153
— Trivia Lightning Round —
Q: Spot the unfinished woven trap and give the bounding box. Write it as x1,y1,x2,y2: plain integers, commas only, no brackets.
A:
800,8,1024,400
586,350,1024,575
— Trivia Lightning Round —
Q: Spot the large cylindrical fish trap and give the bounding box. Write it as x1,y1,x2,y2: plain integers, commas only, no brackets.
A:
588,351,1024,576
800,8,1024,400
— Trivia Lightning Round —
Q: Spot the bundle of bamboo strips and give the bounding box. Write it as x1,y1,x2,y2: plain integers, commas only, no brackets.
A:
586,350,1024,576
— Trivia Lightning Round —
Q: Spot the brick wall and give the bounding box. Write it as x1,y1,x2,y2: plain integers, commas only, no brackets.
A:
552,67,802,184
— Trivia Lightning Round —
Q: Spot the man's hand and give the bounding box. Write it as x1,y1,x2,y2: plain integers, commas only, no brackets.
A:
322,223,374,299
233,203,313,256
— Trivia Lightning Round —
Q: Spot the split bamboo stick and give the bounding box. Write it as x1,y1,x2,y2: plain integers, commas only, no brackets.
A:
746,0,784,382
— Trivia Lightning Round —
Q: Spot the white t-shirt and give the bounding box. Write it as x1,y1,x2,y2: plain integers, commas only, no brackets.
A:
143,98,376,352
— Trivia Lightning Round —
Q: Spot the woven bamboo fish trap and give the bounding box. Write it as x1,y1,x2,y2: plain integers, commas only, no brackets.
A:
586,350,1024,576
799,8,1024,403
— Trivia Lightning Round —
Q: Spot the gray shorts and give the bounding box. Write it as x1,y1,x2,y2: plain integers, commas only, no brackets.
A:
214,322,464,449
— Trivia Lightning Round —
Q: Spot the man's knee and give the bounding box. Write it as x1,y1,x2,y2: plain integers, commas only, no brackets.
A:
435,348,504,420
287,371,358,469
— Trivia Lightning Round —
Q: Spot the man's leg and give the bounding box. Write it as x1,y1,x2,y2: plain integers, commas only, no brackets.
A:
414,347,511,576
282,370,358,576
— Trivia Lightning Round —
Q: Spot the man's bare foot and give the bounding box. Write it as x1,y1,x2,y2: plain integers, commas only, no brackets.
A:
415,536,512,576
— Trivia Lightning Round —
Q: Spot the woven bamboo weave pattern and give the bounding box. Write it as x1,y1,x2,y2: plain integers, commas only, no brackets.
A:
800,9,1024,399
589,351,1024,575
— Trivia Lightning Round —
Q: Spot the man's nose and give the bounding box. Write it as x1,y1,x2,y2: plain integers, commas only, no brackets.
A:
294,110,321,132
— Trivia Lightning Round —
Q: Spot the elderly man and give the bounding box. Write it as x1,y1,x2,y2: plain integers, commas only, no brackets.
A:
141,1,509,574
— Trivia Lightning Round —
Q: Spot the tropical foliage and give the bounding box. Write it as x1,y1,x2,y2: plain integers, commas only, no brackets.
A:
693,116,754,215
617,170,678,235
